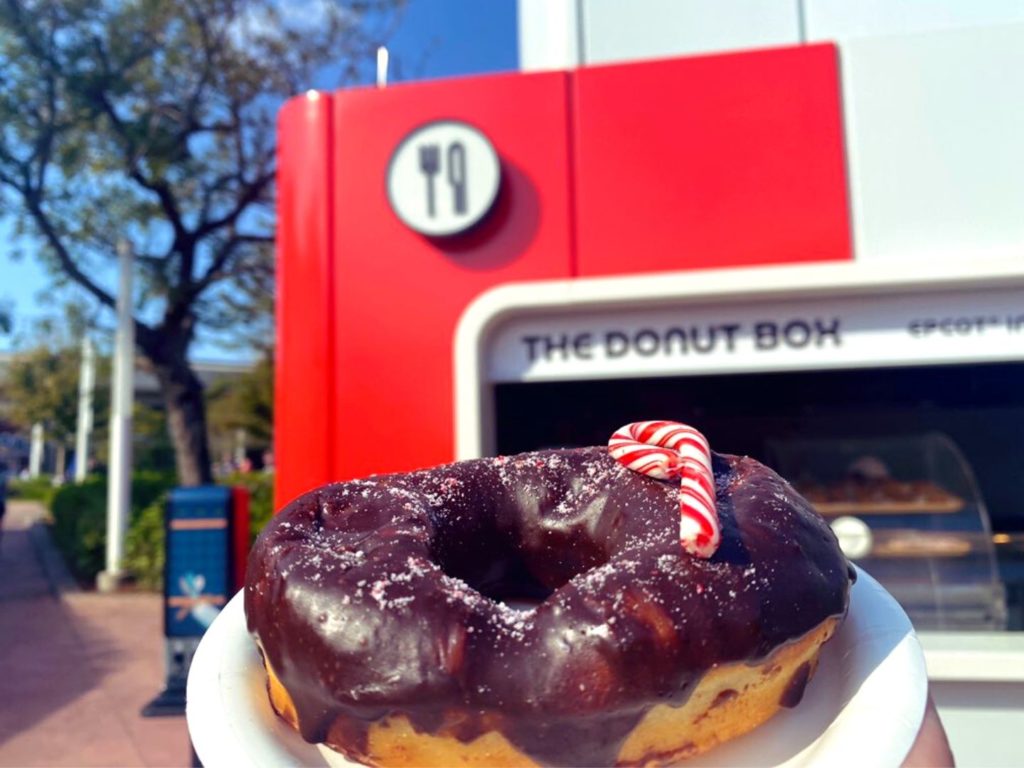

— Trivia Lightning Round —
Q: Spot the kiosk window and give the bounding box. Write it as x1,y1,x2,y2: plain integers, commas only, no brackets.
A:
494,362,1024,631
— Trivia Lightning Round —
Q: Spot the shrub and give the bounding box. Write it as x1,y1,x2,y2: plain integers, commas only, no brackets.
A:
8,476,59,507
49,471,176,583
50,478,107,580
124,495,165,591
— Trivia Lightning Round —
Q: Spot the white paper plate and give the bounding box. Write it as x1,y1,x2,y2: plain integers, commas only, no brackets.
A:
187,567,926,767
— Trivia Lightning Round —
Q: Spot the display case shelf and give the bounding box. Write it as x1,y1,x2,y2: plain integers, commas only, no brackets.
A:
768,433,1007,631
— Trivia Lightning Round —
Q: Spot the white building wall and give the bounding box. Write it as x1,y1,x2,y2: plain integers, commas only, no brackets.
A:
839,23,1024,265
580,0,801,64
804,0,1024,40
517,0,580,71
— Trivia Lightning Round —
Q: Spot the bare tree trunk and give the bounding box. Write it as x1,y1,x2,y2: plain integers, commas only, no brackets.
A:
142,321,214,487
153,357,213,486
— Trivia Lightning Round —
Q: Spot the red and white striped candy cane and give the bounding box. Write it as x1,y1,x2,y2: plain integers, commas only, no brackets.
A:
608,421,720,558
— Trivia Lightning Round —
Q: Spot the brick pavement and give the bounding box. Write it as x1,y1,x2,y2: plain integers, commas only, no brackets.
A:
0,501,190,767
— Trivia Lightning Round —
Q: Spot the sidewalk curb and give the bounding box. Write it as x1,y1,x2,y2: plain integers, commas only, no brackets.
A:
27,518,81,597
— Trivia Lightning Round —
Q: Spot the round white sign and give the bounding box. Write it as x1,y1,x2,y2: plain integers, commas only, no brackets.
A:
387,120,501,237
830,515,874,560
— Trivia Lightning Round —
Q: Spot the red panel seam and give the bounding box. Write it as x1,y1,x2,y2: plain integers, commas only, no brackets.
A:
829,42,857,262
324,95,337,479
272,104,292,510
565,71,581,278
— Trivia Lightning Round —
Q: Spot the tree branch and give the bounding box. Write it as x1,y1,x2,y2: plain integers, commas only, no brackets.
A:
195,233,272,294
23,195,116,310
90,87,191,249
85,36,192,257
194,169,274,239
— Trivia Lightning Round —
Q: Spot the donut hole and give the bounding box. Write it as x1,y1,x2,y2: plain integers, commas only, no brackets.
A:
419,450,622,608
480,553,558,608
432,539,557,608
430,525,610,609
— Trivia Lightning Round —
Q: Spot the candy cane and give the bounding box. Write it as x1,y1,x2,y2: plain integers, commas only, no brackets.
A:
609,421,720,558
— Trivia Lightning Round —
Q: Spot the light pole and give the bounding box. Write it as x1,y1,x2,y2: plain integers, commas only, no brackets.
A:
98,239,135,592
74,336,95,483
28,422,44,477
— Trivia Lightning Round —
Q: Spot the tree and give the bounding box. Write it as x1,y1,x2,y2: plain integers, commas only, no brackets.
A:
0,0,401,485
207,352,273,467
0,341,111,476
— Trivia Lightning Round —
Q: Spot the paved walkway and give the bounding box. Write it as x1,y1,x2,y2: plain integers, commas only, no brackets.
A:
0,501,190,767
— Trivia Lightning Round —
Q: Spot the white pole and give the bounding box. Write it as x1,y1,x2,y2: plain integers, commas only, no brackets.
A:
376,45,389,88
28,422,44,478
99,239,135,592
74,336,95,483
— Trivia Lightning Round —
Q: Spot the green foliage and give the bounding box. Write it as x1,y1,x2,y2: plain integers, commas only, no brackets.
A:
50,479,106,579
7,476,58,506
49,471,175,582
124,495,166,591
49,470,275,589
0,343,110,449
207,355,274,462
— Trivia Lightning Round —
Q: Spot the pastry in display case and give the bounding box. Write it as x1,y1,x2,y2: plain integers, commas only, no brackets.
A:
767,432,1008,631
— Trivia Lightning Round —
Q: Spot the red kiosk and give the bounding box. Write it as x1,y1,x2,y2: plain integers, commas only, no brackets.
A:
275,43,850,506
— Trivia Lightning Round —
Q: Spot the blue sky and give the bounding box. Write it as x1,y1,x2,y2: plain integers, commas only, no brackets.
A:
0,0,517,359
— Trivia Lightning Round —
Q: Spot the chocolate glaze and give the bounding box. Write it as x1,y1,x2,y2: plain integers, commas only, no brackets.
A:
245,448,852,767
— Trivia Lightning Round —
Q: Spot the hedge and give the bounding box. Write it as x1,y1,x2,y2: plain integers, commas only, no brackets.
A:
124,495,166,590
8,476,59,507
48,471,275,589
50,472,175,582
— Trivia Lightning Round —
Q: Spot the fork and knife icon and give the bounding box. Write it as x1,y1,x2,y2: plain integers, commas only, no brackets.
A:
419,141,468,218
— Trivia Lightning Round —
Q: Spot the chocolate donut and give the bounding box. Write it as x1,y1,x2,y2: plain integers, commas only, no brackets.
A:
245,448,852,767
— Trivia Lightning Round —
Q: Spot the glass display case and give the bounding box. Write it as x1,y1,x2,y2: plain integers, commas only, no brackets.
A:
767,433,1007,631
